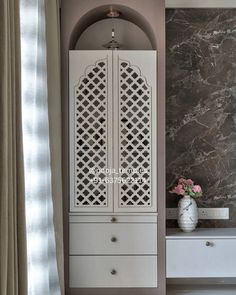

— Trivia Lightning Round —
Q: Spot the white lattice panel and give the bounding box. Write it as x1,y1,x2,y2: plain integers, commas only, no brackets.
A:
69,51,113,212
69,51,156,213
113,51,157,212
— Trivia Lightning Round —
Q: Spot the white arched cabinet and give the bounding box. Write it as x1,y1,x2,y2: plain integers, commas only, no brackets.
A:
69,50,158,288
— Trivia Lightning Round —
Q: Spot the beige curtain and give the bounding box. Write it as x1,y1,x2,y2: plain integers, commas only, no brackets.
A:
0,0,27,294
45,0,65,293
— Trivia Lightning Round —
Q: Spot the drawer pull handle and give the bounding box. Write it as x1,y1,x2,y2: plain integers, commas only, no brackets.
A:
111,217,117,223
111,236,117,242
206,241,214,247
110,269,117,275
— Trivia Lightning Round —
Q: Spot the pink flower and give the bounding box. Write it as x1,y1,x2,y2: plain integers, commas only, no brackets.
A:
193,185,202,193
186,179,194,186
171,184,185,195
170,177,202,198
178,178,186,184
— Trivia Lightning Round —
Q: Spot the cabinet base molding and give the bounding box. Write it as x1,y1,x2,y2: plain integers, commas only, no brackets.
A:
167,284,236,295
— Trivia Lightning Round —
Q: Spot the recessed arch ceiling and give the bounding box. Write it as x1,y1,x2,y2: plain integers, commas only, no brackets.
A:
75,18,152,50
69,4,156,50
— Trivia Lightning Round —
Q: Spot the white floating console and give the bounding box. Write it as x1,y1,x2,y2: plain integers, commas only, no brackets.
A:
166,228,236,278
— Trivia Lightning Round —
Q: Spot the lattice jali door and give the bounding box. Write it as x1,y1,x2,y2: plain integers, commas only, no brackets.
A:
69,52,113,212
114,52,157,212
70,51,156,213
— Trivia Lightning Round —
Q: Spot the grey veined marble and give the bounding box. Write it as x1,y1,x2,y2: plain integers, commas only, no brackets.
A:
166,9,236,227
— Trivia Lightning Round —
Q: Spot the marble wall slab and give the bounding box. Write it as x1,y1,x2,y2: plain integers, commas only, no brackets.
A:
166,9,236,227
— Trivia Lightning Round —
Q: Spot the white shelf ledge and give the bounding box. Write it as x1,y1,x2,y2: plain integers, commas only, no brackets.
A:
166,228,236,239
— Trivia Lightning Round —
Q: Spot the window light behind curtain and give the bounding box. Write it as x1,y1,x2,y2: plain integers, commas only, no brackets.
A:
20,0,61,294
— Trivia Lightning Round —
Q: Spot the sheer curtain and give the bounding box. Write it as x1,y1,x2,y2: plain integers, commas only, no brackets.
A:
20,0,62,294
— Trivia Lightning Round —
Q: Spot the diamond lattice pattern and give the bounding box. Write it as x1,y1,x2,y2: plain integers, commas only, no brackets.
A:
119,60,152,208
75,59,108,207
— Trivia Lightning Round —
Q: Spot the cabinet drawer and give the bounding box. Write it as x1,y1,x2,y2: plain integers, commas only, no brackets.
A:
69,255,158,288
70,223,157,255
167,239,236,278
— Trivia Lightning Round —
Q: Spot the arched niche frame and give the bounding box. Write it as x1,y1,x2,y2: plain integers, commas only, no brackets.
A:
61,0,166,294
69,4,157,50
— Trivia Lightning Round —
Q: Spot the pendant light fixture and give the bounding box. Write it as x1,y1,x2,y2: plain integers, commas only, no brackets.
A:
103,7,122,49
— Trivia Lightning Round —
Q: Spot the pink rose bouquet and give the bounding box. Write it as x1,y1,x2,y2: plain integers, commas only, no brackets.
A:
169,177,202,198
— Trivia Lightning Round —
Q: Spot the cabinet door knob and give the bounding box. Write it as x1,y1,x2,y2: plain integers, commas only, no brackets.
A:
206,241,214,247
110,269,117,275
111,217,117,223
111,236,117,242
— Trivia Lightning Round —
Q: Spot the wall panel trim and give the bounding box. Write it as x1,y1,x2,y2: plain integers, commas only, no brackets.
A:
166,0,236,8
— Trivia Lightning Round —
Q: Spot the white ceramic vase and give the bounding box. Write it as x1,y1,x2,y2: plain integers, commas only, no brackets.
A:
178,195,198,233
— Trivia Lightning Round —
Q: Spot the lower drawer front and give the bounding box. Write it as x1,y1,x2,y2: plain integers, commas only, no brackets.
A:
69,255,158,288
70,223,157,255
167,239,236,278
